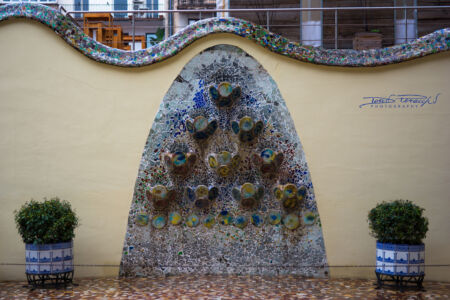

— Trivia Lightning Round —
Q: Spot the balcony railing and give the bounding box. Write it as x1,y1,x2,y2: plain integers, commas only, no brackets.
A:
62,5,450,51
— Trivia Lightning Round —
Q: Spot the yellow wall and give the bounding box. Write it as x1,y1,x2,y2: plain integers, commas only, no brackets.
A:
0,19,449,281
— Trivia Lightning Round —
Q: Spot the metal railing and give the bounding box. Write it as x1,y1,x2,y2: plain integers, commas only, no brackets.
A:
177,0,216,8
63,5,450,50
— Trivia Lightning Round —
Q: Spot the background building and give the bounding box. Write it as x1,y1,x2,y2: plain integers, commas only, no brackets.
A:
0,0,449,49
169,0,450,48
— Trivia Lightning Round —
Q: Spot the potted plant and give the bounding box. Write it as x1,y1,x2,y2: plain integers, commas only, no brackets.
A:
368,200,428,288
14,197,79,285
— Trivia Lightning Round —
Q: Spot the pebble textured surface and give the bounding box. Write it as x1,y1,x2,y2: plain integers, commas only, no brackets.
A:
1,276,449,299
120,44,327,277
0,3,449,67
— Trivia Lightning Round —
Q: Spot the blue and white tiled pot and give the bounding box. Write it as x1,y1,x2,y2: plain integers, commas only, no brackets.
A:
376,242,425,276
25,241,73,274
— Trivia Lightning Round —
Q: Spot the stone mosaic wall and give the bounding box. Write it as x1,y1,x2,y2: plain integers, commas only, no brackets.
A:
119,45,328,277
1,3,449,67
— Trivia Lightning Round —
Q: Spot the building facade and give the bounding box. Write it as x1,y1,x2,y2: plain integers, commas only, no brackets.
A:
168,0,450,48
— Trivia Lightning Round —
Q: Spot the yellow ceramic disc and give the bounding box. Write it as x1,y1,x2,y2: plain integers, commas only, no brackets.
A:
218,82,232,97
218,151,231,165
267,212,281,225
282,197,297,209
195,185,209,198
203,215,216,228
193,116,208,132
261,148,276,164
218,165,230,177
152,185,168,199
152,215,166,229
283,214,300,230
239,116,254,132
274,187,283,200
231,155,241,168
241,183,256,198
283,184,298,199
186,214,199,227
172,152,187,167
169,212,182,225
208,155,218,168
135,213,149,226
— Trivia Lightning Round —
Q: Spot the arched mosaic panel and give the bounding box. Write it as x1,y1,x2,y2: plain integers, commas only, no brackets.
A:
119,45,328,277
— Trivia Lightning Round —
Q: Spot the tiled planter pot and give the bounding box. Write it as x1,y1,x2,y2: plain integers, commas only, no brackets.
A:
25,241,73,275
376,242,425,276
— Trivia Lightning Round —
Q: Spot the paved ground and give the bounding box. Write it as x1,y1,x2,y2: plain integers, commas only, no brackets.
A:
0,276,449,299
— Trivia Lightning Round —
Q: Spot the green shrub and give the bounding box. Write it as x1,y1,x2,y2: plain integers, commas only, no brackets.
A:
14,197,79,244
368,199,428,245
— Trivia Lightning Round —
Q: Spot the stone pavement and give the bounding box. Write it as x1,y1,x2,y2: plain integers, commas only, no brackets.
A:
0,275,449,299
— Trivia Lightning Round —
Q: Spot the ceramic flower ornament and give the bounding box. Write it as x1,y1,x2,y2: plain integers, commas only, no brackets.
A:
232,183,264,209
203,215,216,228
152,215,166,229
273,184,307,209
185,116,218,141
253,148,284,174
169,212,182,225
233,215,248,229
218,210,233,225
267,211,281,225
135,213,149,226
186,214,200,227
209,82,241,108
302,211,317,225
146,185,176,209
231,116,264,142
283,214,301,230
185,185,219,209
208,151,241,177
251,214,264,227
164,151,197,175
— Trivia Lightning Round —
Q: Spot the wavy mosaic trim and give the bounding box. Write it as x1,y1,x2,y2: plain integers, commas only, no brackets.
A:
1,3,449,67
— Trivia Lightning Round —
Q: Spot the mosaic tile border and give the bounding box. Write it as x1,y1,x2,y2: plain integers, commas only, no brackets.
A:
1,3,449,67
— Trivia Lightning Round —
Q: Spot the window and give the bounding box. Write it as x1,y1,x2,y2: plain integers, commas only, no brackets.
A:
114,0,128,18
301,0,322,47
394,0,417,44
74,0,89,18
146,33,157,47
146,0,158,18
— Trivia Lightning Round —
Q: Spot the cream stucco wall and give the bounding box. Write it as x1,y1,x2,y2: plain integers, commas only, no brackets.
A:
0,19,449,281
